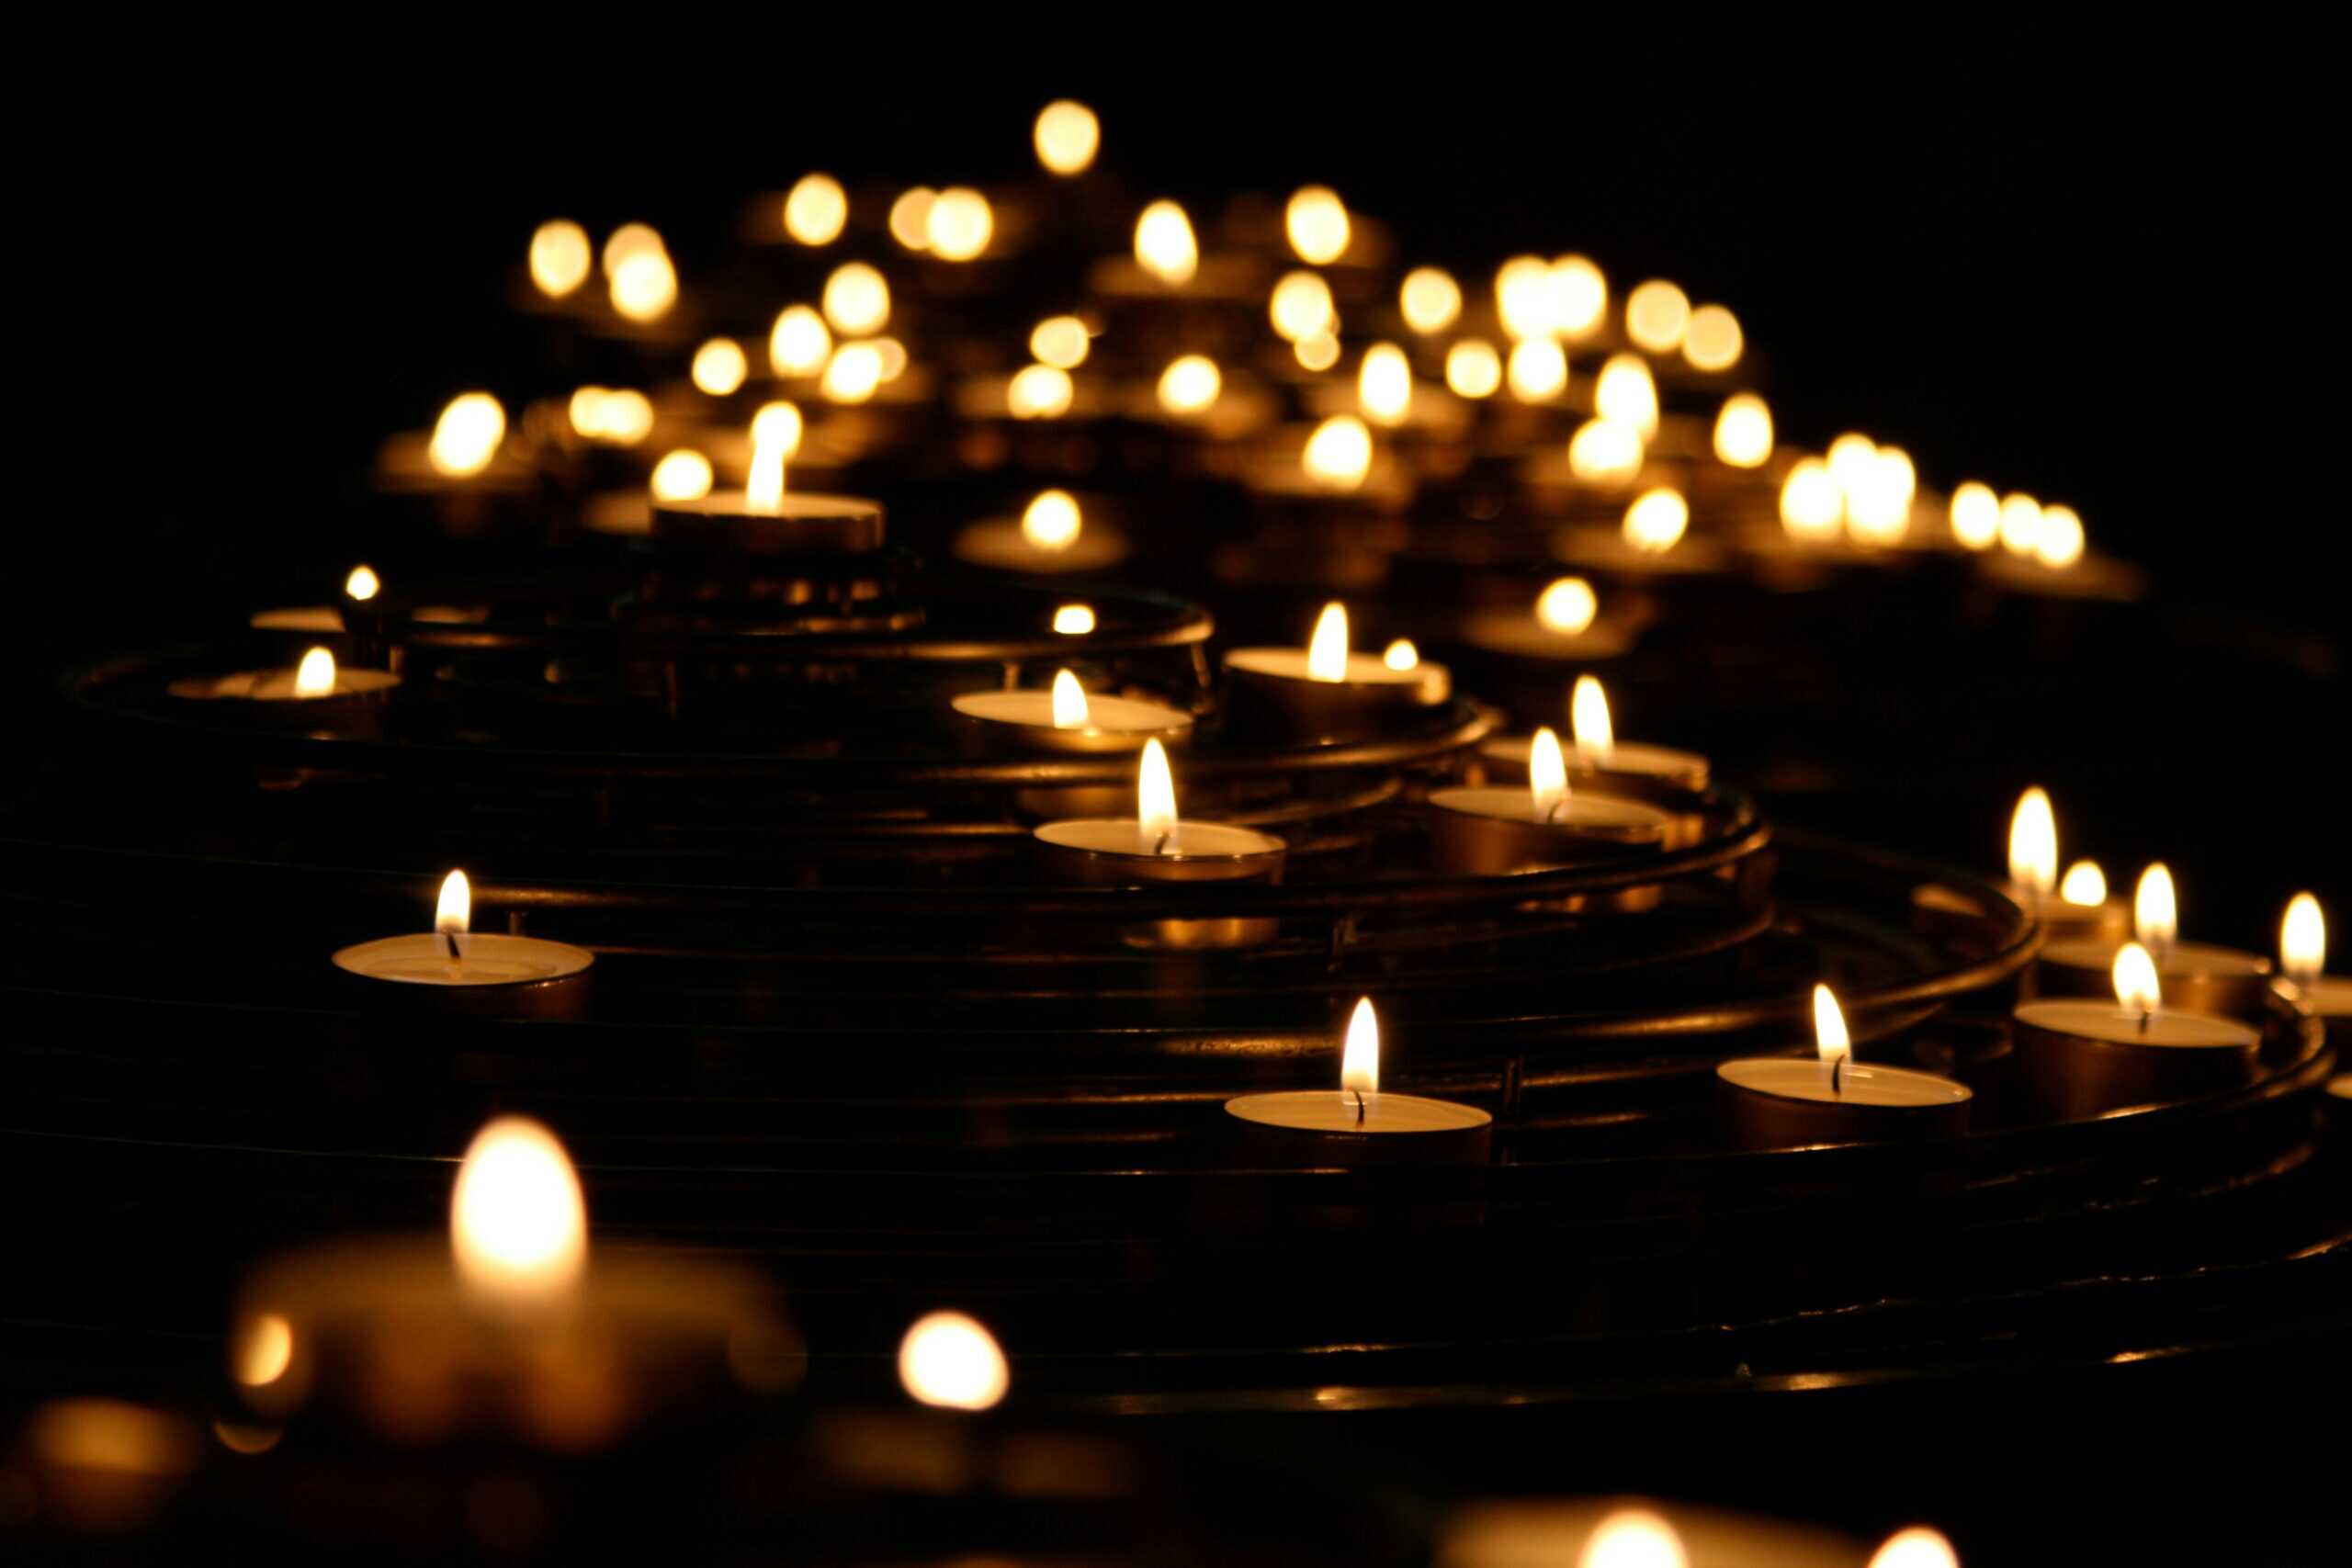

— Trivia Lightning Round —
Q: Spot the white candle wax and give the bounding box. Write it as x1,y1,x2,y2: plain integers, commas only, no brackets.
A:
1715,1058,1974,1110
333,933,594,1019
2038,937,2272,1020
2012,1000,2258,1052
1223,648,1449,694
1479,734,1709,794
952,690,1192,754
2011,998,2261,1118
650,491,884,555
1226,1089,1492,1136
1033,819,1283,863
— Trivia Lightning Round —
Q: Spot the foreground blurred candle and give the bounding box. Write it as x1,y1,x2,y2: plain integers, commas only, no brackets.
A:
952,668,1192,754
1715,986,1972,1148
1224,998,1492,1166
2002,786,2127,941
2279,893,2352,1025
1225,602,1449,739
2037,862,2272,1019
650,409,883,555
2013,941,2260,1117
1428,728,1675,876
332,869,594,1017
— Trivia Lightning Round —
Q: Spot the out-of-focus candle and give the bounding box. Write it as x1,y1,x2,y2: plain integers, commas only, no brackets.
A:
1400,267,1462,333
1226,601,1450,738
1713,393,1772,468
1034,100,1101,175
784,174,848,245
1428,728,1675,875
954,668,1191,754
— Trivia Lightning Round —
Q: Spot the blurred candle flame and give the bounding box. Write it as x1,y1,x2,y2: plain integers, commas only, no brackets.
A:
1340,996,1380,1096
344,566,380,602
1571,676,1613,761
1998,492,2042,556
1157,354,1221,414
1779,458,1842,541
1815,985,1851,1077
2061,860,2109,907
2282,892,2325,988
746,431,787,513
1052,604,1095,636
751,400,805,457
293,648,336,699
1529,727,1568,821
450,1116,586,1311
1271,270,1337,342
1950,481,2001,549
1134,200,1198,286
1007,363,1075,419
1868,1528,1958,1568
2113,942,2162,1013
1621,487,1689,553
692,338,749,396
889,187,936,251
1303,414,1373,489
770,306,832,377
1383,638,1419,671
2134,864,2177,956
1496,255,1562,340
1567,418,1644,487
1022,490,1082,551
1031,316,1091,369
1445,339,1502,399
1535,577,1598,635
821,263,889,335
1137,739,1178,835
608,246,677,322
1359,343,1413,425
821,341,886,404
1682,303,1743,371
2008,787,2057,898
601,223,663,279
1306,603,1351,682
898,1311,1008,1411
1399,267,1462,333
2034,503,2086,569
1552,254,1608,340
234,1313,294,1387
783,174,847,246
1594,353,1658,436
527,220,591,298
1295,330,1341,372
650,449,713,502
1034,100,1101,175
1713,393,1773,468
1507,337,1567,402
1285,186,1351,265
428,392,505,477
925,187,992,261
1050,670,1090,730
1625,280,1691,353
1578,1506,1687,1568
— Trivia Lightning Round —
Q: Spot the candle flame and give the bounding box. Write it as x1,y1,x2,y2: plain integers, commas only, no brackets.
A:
822,342,886,405
1052,604,1095,636
1295,330,1340,371
1303,414,1373,488
821,262,889,336
608,246,677,322
1021,490,1082,551
450,1116,587,1310
751,400,804,456
293,648,336,698
1271,270,1338,343
1552,254,1609,339
1567,417,1644,487
2282,892,2325,988
1134,200,1198,286
233,1313,294,1387
1007,363,1075,419
889,187,936,251
1594,353,1659,436
1998,492,2042,556
344,566,379,602
650,449,714,502
527,219,591,298
691,337,748,396
1867,1528,1958,1568
783,174,847,246
1285,186,1351,265
1529,728,1569,821
1507,337,1568,401
2113,942,2162,1013
1495,255,1562,340
1035,100,1100,175
1682,303,1743,371
2134,863,2177,954
1445,339,1502,398
1780,457,1843,540
1050,670,1090,730
428,876,469,947
1625,279,1691,353
1382,638,1419,671
569,387,655,446
1578,1508,1687,1568
1535,577,1598,635
2035,503,2086,569
1306,603,1351,682
1359,343,1413,426
1340,996,1380,1096
2007,787,2057,897
925,187,993,261
770,305,832,376
1030,316,1091,369
1713,392,1773,468
1157,354,1221,414
427,392,505,478
1621,487,1689,553
2061,860,2108,907
1950,481,2001,549
1571,676,1613,760
1137,739,1178,836
746,433,787,513
1814,984,1851,1074
898,1311,1008,1411
1399,267,1462,334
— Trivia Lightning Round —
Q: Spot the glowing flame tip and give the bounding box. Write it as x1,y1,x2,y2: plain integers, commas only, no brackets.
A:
1050,670,1090,731
2113,942,2162,1014
1306,603,1351,682
1340,997,1380,1096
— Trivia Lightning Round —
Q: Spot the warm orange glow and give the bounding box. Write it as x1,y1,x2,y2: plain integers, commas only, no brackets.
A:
1050,669,1090,730
1399,267,1462,333
527,220,592,298
345,566,380,602
1529,727,1568,820
1035,100,1101,175
784,174,848,246
1271,270,1337,342
1847,446,1916,545
889,187,936,251
1496,255,1561,340
1595,354,1659,435
1340,996,1380,1095
1552,254,1609,339
1383,638,1419,671
2135,863,2177,954
898,1311,1009,1412
1622,487,1689,553
1359,343,1413,425
1295,330,1341,372
821,341,885,404
435,869,470,936
751,400,805,456
1625,280,1692,353
1950,481,2001,549
650,449,714,501
1682,303,1743,371
1567,418,1644,486
2034,503,2086,569
1306,602,1351,682
1815,984,1851,1074
234,1313,294,1387
600,223,664,279
746,423,787,513
1007,363,1075,419
569,387,654,446
608,246,677,322
925,187,993,261
2113,942,2162,1013
450,1116,587,1309
1053,604,1095,635
2062,860,2108,907
28,1400,199,1477
1713,393,1773,468
692,338,749,396
428,392,505,477
1535,577,1598,634
1578,1508,1688,1568
872,337,909,382
1021,490,1082,551
1571,676,1612,759
2282,893,2326,988
1997,492,2042,556
1779,458,1843,541
1508,337,1568,401
1157,354,1221,414
2008,787,2057,897
770,305,832,378
293,648,336,698
821,263,889,335
1031,316,1091,369
1303,414,1373,489
1137,739,1179,834
1134,200,1199,286
1825,433,1878,493
1867,1527,1958,1568
1445,339,1503,399
1286,186,1351,264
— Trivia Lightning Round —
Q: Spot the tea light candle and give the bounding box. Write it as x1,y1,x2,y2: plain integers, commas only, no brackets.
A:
2280,893,2352,1027
1477,677,1708,799
232,1116,792,1449
2001,787,2131,942
1224,602,1449,739
2013,942,2260,1118
650,423,883,555
332,870,594,1019
1225,998,1492,1167
1033,741,1285,884
952,490,1129,574
2037,863,2271,1019
249,565,385,635
168,647,400,722
1459,577,1636,663
953,670,1193,755
1716,986,1973,1149
1428,728,1674,876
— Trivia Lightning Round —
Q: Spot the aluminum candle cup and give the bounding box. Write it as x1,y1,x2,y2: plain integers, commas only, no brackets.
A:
951,690,1193,755
650,491,885,555
1424,787,1673,877
333,933,594,1020
1714,1059,1973,1149
1033,819,1286,949
2037,939,2272,1021
1222,648,1449,739
2010,1000,2261,1119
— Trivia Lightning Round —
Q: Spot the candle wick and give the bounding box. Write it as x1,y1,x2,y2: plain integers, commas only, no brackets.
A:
1352,1088,1366,1126
444,931,465,967
1154,831,1175,856
2139,1008,2153,1035
1543,799,1566,825
1831,1055,1845,1095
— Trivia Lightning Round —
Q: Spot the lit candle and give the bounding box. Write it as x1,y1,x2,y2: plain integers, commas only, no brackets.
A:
1224,998,1492,1166
231,1116,792,1448
1458,577,1636,662
1477,678,1708,802
2005,787,2130,942
952,489,1129,573
2036,863,2272,1019
249,565,385,636
1427,728,1675,876
332,870,594,1018
2012,942,2260,1118
649,409,882,555
1715,986,1973,1149
2279,893,2352,1026
952,668,1193,754
1225,602,1450,739
167,645,400,726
